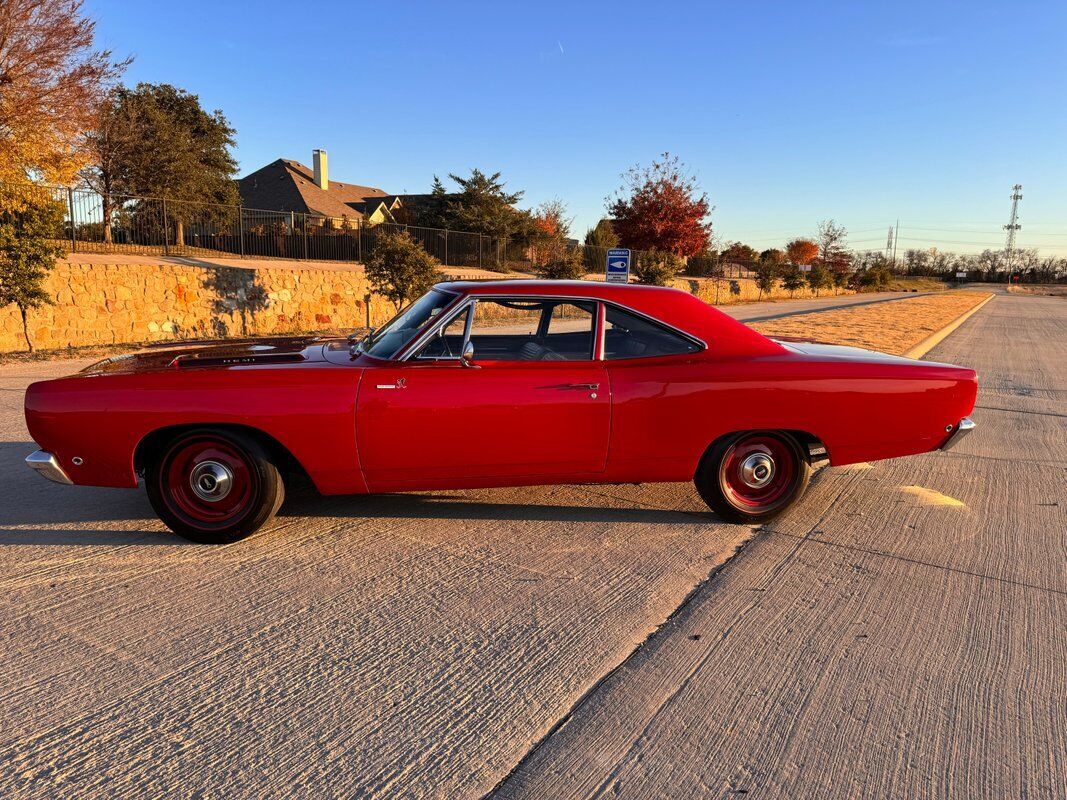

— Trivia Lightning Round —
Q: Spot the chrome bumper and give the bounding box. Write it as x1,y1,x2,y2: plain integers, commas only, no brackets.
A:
25,450,73,485
940,417,976,451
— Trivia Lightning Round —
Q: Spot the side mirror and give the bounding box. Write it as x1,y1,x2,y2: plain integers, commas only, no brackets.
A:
460,340,479,368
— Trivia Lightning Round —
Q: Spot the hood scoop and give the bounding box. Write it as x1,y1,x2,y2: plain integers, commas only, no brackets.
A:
170,351,307,369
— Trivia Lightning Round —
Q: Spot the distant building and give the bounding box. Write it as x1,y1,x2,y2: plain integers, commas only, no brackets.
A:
237,150,412,228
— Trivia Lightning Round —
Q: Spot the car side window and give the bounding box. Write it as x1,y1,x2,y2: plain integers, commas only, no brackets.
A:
604,305,702,359
468,299,595,361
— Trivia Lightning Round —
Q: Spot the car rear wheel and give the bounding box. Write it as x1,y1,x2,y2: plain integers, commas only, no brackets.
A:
695,431,811,524
146,429,285,544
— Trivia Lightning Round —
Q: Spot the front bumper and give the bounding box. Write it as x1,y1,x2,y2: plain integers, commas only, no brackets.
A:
940,417,976,451
25,450,73,485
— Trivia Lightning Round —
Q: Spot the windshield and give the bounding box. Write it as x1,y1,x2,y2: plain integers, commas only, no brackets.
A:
360,289,456,360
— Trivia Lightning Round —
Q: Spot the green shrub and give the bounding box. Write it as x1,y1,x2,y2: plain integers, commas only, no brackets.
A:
781,265,806,297
538,247,585,280
365,230,441,310
806,264,832,297
634,252,682,286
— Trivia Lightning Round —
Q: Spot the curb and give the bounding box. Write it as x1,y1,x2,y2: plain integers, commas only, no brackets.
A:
903,293,995,360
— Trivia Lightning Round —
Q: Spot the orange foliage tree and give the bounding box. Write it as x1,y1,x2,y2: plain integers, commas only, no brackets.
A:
607,153,711,257
785,238,819,266
530,198,573,266
0,0,128,210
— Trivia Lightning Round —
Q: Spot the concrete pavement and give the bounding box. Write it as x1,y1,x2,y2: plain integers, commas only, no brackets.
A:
0,362,753,798
1,290,1058,799
492,290,1066,799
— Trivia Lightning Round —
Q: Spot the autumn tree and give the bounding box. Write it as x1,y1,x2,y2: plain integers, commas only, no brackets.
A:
785,238,819,266
365,230,441,310
529,198,573,266
0,196,65,350
0,0,127,210
815,219,850,272
607,153,711,257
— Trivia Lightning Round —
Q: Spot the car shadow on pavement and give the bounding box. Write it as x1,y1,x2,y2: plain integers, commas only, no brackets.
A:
0,528,179,546
282,489,715,526
1,442,166,539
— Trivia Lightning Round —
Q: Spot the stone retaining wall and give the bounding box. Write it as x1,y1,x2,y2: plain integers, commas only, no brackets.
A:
0,260,854,353
0,261,404,353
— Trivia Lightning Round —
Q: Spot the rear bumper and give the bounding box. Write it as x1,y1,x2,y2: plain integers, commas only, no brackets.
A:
940,417,976,451
25,450,73,485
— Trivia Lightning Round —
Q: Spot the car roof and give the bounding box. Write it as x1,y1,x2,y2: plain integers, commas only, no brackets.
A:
434,280,784,357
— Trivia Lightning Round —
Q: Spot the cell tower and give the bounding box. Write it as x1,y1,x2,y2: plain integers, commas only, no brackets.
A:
885,226,894,260
1004,184,1023,270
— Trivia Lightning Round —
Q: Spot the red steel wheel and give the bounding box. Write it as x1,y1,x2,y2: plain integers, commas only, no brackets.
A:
146,429,284,544
695,431,811,524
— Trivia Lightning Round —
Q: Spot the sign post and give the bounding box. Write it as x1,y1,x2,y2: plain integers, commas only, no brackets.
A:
606,248,631,284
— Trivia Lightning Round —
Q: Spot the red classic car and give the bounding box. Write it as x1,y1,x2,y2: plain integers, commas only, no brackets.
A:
24,281,977,543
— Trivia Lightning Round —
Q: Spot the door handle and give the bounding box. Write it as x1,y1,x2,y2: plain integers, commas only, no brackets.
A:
559,383,599,390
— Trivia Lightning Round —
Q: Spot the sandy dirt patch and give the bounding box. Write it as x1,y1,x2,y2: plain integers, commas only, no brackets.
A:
750,291,992,354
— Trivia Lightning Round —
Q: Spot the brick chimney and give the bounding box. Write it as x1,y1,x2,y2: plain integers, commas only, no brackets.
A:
312,149,328,191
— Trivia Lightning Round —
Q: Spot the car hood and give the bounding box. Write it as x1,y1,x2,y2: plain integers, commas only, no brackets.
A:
774,339,955,368
78,336,341,376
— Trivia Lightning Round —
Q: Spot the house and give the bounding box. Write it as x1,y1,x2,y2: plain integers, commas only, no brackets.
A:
237,150,404,228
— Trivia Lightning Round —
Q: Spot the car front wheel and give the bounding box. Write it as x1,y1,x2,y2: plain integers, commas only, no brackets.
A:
146,429,285,544
695,431,811,524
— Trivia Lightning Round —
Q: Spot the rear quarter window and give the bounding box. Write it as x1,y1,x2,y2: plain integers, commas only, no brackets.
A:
604,305,702,359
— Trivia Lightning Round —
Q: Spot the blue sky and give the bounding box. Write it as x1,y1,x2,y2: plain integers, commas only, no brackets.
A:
86,0,1067,254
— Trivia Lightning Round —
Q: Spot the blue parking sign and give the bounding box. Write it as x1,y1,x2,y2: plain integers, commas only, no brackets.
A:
605,248,631,283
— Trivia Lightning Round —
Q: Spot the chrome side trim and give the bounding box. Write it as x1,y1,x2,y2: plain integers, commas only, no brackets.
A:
25,450,73,485
940,417,976,451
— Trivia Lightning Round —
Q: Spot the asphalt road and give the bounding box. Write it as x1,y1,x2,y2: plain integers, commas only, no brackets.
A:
0,290,1060,798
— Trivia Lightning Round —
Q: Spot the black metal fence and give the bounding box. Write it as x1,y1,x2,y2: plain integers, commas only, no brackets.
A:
44,185,763,278
50,186,504,269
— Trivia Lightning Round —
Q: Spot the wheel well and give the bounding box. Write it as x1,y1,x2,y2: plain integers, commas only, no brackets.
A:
134,423,311,484
698,428,829,475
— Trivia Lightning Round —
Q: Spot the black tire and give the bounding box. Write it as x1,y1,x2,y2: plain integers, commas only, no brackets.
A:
145,428,285,544
695,430,811,524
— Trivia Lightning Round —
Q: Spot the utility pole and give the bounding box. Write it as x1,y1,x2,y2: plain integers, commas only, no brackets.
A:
1004,184,1023,277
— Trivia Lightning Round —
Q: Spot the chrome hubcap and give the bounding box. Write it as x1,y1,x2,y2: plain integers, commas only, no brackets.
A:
739,452,775,488
189,460,233,502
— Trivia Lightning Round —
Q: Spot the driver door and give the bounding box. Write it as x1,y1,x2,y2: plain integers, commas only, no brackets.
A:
356,297,609,491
